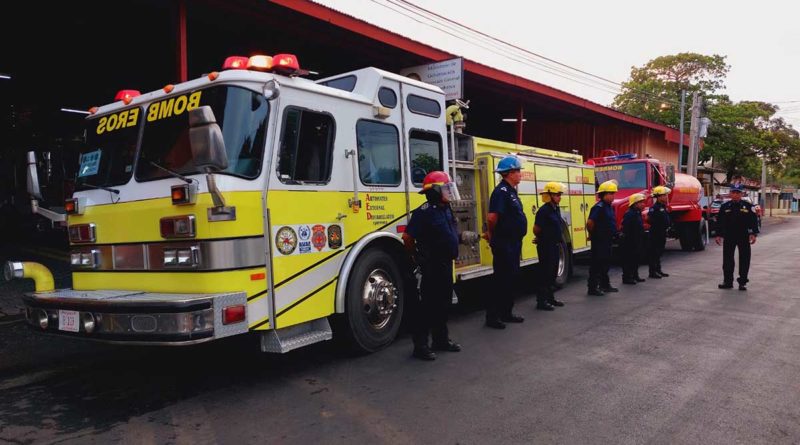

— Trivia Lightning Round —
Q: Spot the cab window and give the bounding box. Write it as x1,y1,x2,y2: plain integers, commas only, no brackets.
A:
409,130,443,186
277,108,335,184
651,164,661,188
356,120,401,186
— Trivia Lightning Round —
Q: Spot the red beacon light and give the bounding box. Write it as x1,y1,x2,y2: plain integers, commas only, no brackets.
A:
272,53,305,75
222,56,249,70
114,89,141,105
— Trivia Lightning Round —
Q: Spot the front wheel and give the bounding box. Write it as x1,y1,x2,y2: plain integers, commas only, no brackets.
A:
340,248,405,353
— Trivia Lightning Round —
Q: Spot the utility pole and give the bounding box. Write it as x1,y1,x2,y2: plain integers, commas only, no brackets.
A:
686,92,701,177
678,90,686,173
761,155,767,208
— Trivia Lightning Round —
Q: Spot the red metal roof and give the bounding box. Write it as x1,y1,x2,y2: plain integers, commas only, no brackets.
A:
271,0,688,145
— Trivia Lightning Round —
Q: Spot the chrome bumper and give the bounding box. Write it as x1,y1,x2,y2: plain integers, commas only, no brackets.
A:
22,289,248,345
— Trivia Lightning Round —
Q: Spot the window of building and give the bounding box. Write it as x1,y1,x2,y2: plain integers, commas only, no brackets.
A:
277,108,335,184
406,94,441,117
356,120,401,186
409,130,443,186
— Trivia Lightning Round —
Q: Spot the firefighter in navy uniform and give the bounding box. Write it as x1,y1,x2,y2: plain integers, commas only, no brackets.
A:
403,171,464,361
483,156,527,329
621,193,647,284
586,180,620,296
715,183,759,291
647,186,672,278
533,182,567,311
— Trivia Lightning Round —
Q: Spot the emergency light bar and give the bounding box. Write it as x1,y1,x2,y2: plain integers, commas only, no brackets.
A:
221,54,305,76
114,90,140,105
587,153,637,165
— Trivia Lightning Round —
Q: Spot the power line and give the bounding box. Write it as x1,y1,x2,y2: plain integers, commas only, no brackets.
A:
368,0,684,107
392,0,685,107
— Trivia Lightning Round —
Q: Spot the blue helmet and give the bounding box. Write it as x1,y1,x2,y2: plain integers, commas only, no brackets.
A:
730,183,745,193
495,156,522,173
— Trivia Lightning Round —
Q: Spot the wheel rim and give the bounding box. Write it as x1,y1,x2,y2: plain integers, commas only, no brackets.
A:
361,268,398,330
557,244,566,278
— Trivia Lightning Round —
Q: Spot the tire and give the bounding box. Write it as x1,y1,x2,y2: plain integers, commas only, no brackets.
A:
340,248,405,353
678,223,693,251
554,241,571,286
695,219,708,251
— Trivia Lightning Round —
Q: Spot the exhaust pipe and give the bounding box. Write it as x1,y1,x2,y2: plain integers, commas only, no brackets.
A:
4,261,55,292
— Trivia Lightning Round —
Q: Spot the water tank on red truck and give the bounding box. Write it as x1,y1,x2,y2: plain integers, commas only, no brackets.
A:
588,151,708,251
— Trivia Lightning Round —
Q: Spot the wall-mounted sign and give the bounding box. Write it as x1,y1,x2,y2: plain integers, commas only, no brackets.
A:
400,57,463,101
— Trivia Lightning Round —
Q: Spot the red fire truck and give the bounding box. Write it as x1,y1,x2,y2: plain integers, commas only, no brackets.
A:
589,151,708,251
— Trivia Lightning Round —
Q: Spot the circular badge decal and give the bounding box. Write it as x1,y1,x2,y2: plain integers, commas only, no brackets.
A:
275,226,298,255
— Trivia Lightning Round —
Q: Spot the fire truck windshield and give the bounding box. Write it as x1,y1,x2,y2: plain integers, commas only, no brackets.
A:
75,109,142,191
136,85,269,182
595,162,647,189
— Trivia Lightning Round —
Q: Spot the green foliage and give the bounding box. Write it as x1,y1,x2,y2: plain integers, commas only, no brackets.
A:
613,52,800,184
613,53,729,127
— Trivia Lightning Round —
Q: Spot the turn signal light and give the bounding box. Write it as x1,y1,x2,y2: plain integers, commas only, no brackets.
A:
114,89,141,105
223,305,246,325
64,197,85,215
160,215,196,238
223,56,249,70
171,184,196,205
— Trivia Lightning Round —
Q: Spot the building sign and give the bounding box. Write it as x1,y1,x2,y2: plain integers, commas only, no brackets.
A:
400,58,463,101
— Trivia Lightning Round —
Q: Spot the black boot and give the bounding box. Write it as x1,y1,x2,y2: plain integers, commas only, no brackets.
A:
601,285,619,292
548,298,565,307
657,270,669,277
412,345,436,361
485,318,506,329
500,313,525,323
635,275,646,282
535,302,555,311
432,339,462,352
587,288,604,296
718,282,733,289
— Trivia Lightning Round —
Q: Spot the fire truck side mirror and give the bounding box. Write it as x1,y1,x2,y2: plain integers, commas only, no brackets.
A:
26,151,43,200
189,106,228,172
665,164,676,188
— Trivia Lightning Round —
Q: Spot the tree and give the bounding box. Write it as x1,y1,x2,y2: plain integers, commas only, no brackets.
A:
613,53,729,127
613,53,800,184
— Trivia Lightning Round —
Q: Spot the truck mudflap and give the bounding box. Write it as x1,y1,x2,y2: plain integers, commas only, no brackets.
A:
21,290,248,345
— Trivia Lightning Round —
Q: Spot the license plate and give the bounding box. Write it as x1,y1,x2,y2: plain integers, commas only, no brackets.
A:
58,310,80,332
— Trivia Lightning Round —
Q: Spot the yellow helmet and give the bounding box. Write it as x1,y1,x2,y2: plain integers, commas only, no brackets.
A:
629,193,646,206
597,180,618,194
652,186,671,197
540,181,566,194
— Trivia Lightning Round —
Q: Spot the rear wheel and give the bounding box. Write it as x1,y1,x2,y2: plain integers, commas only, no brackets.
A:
678,222,693,251
340,248,405,353
554,241,571,287
696,219,708,251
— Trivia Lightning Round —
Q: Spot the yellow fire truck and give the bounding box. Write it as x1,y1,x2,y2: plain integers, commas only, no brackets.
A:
5,54,594,353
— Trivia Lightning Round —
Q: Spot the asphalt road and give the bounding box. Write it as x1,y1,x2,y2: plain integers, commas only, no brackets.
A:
1,216,798,444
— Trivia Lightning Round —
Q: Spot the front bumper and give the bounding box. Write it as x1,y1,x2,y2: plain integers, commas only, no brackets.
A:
22,289,248,345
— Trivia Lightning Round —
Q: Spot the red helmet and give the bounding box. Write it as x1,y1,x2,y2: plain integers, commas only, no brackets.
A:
420,171,451,193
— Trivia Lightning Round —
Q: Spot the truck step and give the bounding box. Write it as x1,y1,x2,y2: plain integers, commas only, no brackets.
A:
260,317,332,353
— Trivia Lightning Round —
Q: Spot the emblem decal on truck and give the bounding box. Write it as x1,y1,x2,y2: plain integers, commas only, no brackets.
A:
275,226,298,255
327,225,343,249
312,225,327,251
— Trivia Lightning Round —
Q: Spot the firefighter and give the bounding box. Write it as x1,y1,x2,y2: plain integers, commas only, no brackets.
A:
715,183,759,291
403,171,462,361
586,180,620,296
533,181,567,311
483,155,527,329
621,193,647,285
647,186,672,278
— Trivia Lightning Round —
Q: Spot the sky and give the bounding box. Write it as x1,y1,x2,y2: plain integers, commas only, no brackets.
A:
314,0,800,125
